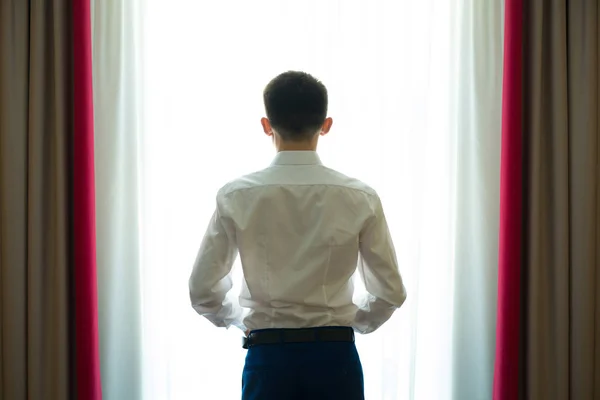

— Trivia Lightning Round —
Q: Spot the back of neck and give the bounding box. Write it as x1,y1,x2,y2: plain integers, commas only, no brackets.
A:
277,140,317,152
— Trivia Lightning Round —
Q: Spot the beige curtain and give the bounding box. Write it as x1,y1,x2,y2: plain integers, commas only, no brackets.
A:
523,1,600,399
0,1,74,399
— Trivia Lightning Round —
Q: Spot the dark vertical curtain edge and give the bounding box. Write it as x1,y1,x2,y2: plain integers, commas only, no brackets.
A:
72,0,102,398
493,0,524,399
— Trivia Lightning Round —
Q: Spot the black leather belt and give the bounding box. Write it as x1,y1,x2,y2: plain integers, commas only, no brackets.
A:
243,327,355,349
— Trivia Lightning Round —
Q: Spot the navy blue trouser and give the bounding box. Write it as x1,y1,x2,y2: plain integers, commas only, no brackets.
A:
242,329,364,400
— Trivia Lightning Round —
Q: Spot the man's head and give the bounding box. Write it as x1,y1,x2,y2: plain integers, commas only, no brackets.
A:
261,71,332,150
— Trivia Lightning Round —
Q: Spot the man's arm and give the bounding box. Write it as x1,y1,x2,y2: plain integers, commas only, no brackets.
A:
353,195,407,334
189,196,245,331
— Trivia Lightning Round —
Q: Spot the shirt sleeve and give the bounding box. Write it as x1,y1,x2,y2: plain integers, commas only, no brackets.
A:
189,196,245,332
353,195,407,334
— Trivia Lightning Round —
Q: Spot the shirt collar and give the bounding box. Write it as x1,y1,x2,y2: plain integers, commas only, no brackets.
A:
270,151,323,166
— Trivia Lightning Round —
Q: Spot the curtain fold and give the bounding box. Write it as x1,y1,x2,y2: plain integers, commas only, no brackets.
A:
91,0,144,398
493,0,523,399
521,1,599,399
0,1,102,399
72,0,103,398
495,1,600,399
451,1,503,398
0,1,74,398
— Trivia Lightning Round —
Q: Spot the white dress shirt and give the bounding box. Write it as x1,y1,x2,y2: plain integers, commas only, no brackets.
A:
189,151,407,334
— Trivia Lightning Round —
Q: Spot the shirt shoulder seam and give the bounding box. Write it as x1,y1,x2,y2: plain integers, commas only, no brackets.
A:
219,182,378,199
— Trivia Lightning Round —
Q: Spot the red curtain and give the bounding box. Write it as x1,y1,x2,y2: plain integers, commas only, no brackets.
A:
493,0,523,399
72,0,102,398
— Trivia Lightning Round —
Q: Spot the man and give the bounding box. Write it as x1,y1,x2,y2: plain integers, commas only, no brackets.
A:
189,71,407,399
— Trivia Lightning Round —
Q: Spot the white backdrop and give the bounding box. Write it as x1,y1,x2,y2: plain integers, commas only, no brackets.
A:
93,1,503,399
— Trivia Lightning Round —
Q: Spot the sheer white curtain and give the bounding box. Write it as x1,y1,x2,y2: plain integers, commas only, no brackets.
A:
93,1,503,399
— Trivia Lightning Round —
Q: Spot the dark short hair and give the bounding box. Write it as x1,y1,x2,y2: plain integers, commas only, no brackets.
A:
263,71,328,142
